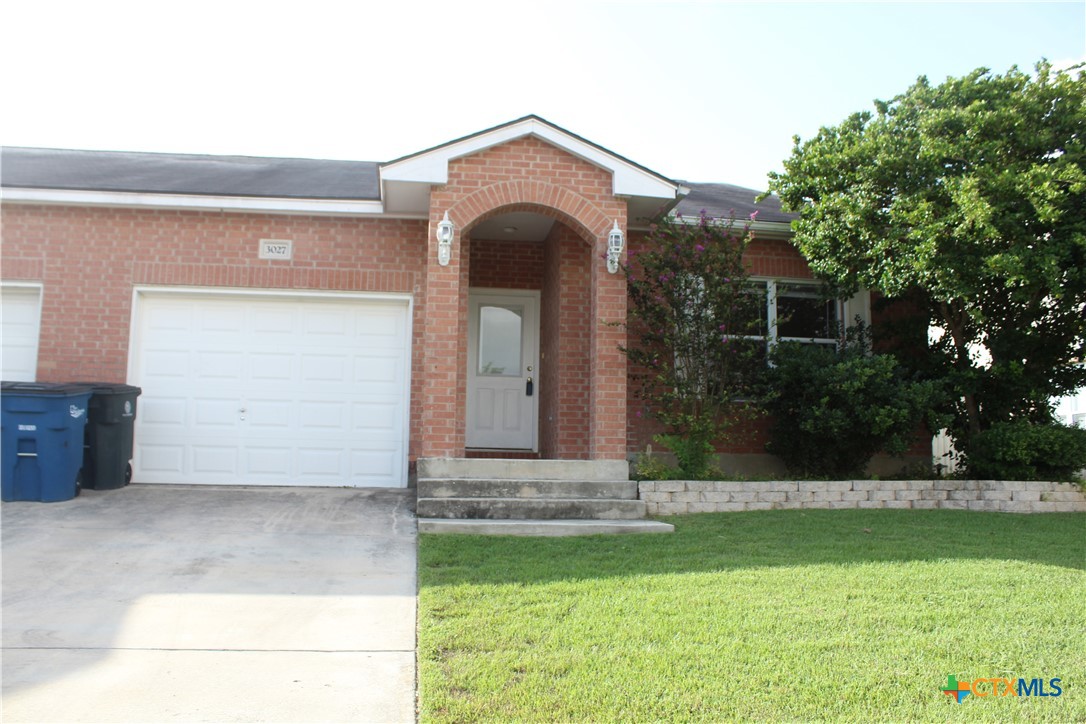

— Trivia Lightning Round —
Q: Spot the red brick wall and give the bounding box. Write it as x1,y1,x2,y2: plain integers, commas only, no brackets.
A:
540,224,591,459
468,238,544,290
0,204,429,460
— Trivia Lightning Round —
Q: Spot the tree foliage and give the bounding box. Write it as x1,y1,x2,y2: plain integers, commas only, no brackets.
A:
766,61,1086,457
621,212,764,477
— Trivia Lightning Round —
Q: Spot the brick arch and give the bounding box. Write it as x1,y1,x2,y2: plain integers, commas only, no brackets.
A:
450,181,614,244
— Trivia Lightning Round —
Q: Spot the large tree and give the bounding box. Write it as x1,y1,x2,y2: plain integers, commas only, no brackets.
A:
766,61,1086,453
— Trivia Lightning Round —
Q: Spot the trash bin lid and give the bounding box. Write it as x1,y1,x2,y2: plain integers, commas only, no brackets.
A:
1,381,95,396
69,382,143,396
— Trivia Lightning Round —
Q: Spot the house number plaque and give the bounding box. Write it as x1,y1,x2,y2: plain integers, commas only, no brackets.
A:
259,239,293,260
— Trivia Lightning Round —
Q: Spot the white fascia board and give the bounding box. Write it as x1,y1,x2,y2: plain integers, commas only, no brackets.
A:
1,187,401,217
380,118,680,200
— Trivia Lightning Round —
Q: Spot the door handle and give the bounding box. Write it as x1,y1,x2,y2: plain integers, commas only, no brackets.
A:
525,376,533,397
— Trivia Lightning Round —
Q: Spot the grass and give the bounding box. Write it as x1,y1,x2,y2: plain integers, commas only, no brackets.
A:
418,510,1085,722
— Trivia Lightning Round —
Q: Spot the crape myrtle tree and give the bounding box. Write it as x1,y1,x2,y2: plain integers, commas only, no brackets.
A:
765,61,1086,463
620,212,765,478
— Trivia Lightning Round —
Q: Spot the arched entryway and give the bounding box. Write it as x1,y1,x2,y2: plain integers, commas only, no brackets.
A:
462,207,595,459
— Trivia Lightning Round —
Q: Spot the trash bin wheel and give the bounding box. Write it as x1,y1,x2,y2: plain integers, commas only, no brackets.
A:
74,470,83,498
125,462,132,486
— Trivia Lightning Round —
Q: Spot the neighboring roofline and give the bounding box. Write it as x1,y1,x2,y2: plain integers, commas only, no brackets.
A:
2,187,402,217
628,215,794,238
380,115,682,200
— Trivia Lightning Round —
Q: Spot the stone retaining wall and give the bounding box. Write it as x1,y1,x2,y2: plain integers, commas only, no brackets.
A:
638,479,1086,515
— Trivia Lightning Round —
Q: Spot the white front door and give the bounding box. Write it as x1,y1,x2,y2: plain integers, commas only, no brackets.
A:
466,290,539,450
1,284,42,382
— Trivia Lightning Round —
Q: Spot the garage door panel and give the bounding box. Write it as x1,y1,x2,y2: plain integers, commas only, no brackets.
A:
138,444,185,474
132,292,409,487
192,445,239,475
301,354,349,382
250,353,294,381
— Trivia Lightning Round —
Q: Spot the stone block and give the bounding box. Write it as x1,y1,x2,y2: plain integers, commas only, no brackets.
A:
998,501,1032,514
877,480,909,493
702,492,731,503
841,490,869,501
672,492,701,503
772,481,799,493
804,501,831,509
638,481,655,494
857,500,885,509
982,491,1013,502
825,481,854,492
714,481,747,493
1011,490,1041,502
907,480,936,491
644,502,659,515
1030,502,1060,513
758,491,788,503
829,501,859,509
1041,491,1086,503
655,481,687,493
812,491,843,502
1025,481,1052,492
870,490,896,502
688,502,722,513
939,500,968,510
979,480,1011,491
777,501,806,510
895,490,922,501
851,480,883,492
641,492,672,503
1055,502,1086,512
911,500,939,509
745,502,774,511
883,500,913,509
948,490,979,501
796,481,828,492
730,492,758,503
967,500,1001,512
657,502,690,515
786,491,815,502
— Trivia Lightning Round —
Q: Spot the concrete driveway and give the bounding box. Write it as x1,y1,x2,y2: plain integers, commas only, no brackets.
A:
2,485,417,723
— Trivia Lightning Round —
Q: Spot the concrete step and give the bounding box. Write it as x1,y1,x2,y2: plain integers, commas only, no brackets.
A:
418,458,628,482
416,497,646,520
417,478,637,500
418,518,675,536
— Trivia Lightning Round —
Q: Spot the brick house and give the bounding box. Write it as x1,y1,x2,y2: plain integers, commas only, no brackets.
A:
1,116,868,491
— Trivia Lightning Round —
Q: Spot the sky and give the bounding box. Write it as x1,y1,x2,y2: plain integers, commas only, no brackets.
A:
3,1,1083,191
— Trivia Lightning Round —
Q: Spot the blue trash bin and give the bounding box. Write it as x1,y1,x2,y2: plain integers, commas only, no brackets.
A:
1,382,93,502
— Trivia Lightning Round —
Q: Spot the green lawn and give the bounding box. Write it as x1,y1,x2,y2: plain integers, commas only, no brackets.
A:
418,510,1085,722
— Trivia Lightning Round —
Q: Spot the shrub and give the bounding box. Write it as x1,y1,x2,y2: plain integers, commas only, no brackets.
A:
963,420,1086,481
764,331,943,478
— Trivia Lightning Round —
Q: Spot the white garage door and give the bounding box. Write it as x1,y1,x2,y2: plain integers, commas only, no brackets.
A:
130,291,411,487
1,284,42,382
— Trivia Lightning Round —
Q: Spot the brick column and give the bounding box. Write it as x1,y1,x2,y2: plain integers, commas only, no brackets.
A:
420,212,466,458
589,224,628,460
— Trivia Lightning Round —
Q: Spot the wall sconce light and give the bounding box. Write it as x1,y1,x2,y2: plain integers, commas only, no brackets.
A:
607,220,625,274
436,211,454,266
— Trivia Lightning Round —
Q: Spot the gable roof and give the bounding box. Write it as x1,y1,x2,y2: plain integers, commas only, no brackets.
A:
1,146,380,200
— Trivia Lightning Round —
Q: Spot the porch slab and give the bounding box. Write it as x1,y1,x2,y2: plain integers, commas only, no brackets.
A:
418,518,675,536
417,458,629,482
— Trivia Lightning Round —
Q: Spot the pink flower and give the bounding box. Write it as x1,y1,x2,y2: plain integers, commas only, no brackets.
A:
750,211,759,221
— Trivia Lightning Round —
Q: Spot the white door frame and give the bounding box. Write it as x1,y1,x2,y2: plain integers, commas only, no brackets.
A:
466,288,540,451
